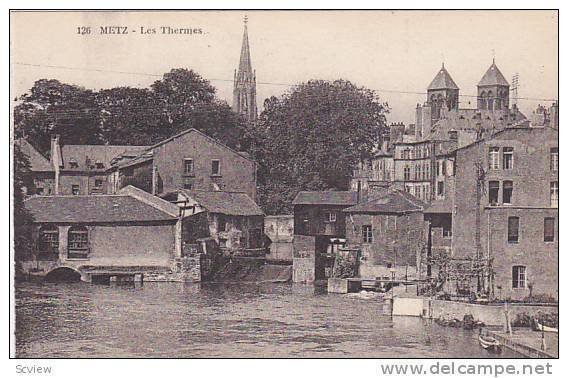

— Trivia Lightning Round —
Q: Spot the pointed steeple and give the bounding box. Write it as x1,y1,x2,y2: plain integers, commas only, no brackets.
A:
237,15,253,80
478,60,509,87
233,16,257,124
428,64,459,91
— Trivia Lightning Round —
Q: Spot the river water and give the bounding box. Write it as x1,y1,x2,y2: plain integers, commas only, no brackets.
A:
15,282,520,358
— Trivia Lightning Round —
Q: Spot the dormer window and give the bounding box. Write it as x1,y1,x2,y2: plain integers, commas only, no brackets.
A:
68,158,78,168
95,160,104,169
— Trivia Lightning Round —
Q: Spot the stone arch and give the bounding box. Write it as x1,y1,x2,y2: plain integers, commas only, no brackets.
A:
45,266,82,282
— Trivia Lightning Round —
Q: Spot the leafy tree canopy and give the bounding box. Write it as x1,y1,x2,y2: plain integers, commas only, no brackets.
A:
253,79,388,214
14,69,248,154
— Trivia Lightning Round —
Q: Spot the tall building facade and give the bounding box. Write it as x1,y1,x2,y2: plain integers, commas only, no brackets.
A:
232,17,257,124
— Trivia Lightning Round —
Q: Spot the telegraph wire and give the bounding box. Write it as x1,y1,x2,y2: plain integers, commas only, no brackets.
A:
13,62,558,103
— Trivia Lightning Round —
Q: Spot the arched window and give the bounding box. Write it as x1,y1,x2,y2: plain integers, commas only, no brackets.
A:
487,91,494,110
68,226,89,259
39,225,59,257
479,91,487,110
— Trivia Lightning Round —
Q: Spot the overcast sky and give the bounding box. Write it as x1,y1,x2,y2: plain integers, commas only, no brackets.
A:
10,10,558,124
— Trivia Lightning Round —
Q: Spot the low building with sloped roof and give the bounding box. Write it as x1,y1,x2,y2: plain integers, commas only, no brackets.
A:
20,185,202,283
161,189,265,257
343,189,426,280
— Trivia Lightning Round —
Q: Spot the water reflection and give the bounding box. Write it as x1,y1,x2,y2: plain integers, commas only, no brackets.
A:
15,281,520,358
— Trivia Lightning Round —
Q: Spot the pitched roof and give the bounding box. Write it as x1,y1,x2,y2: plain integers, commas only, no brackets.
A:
60,145,148,171
428,65,459,91
179,190,264,216
292,191,358,206
114,128,255,170
15,139,53,172
478,61,509,87
343,190,424,214
424,199,453,214
24,195,177,223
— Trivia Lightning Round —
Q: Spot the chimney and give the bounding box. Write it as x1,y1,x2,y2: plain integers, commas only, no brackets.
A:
50,135,61,194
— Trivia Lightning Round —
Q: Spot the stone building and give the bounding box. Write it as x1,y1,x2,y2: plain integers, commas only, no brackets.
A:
352,61,529,204
108,128,258,200
232,16,257,124
20,185,202,282
343,190,426,280
291,191,358,282
15,139,55,196
21,128,257,201
450,126,558,300
161,189,265,257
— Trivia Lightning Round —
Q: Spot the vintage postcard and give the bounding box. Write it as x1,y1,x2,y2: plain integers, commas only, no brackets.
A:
9,8,559,365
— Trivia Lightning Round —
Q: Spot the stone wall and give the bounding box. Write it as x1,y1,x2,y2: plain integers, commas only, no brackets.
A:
427,299,558,326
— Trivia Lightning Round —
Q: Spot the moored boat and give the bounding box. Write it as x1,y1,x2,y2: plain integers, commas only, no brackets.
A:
534,320,558,333
478,331,502,353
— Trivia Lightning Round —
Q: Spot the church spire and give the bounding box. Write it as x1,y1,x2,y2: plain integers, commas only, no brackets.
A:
238,15,253,79
233,15,257,124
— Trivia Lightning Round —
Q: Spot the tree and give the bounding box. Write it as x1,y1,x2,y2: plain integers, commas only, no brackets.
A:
150,69,248,149
96,87,165,145
13,69,250,152
13,143,34,260
254,80,388,214
14,79,103,154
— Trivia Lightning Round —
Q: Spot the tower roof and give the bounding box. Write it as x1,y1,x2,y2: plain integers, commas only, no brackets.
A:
427,64,459,91
478,60,509,87
237,16,253,79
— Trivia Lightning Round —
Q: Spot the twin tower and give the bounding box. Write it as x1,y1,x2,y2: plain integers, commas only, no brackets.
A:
426,59,511,120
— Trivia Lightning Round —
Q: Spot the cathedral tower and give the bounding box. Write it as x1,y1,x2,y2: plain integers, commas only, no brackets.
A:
477,59,510,111
233,16,257,124
426,63,460,121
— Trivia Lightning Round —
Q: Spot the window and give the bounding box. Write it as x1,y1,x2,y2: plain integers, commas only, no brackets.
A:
211,160,221,176
503,147,514,170
550,181,558,208
503,181,513,205
442,161,447,176
488,181,499,205
512,265,526,289
544,217,555,242
550,148,558,171
36,187,44,195
183,159,194,175
437,181,444,197
71,185,80,195
39,225,59,253
324,212,337,223
183,178,193,190
94,179,103,189
95,161,104,169
68,159,79,169
489,147,500,170
442,221,452,238
507,216,519,243
218,215,228,232
68,226,89,259
416,165,421,181
362,225,373,243
403,166,411,181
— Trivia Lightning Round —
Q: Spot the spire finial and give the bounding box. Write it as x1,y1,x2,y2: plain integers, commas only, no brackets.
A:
244,15,248,25
492,49,495,64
